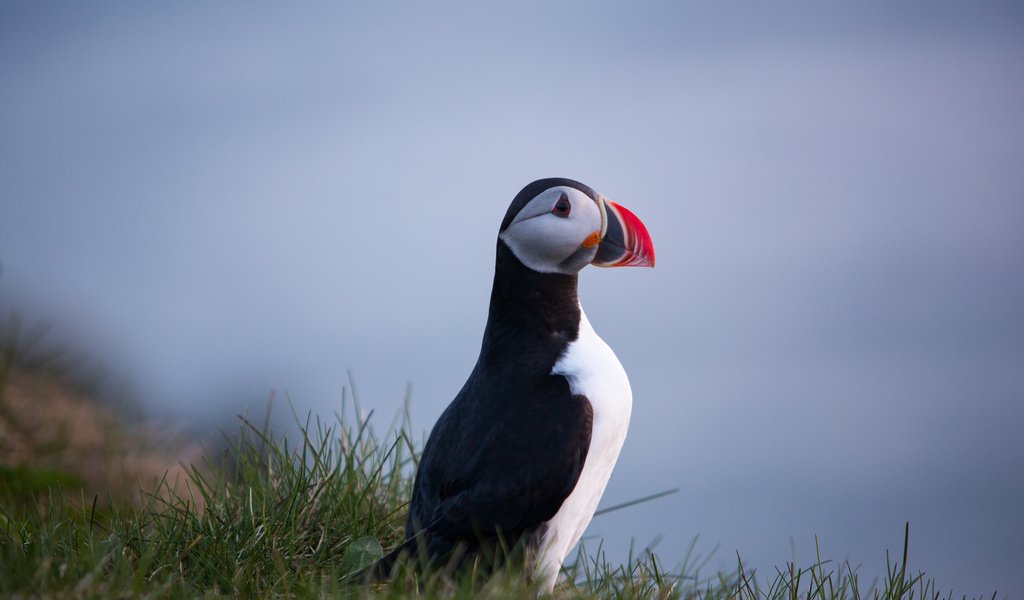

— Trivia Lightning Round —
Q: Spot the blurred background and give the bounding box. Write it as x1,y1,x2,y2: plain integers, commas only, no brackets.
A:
2,2,1022,596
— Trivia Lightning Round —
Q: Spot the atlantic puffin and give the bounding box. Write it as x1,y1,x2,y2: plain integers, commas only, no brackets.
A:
370,178,654,591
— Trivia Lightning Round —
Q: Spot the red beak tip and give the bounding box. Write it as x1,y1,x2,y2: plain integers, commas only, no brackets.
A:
595,198,656,268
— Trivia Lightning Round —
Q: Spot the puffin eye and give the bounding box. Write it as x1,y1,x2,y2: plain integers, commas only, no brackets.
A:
551,193,571,218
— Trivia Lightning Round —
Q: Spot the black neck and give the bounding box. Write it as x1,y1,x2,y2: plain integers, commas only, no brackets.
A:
477,241,581,372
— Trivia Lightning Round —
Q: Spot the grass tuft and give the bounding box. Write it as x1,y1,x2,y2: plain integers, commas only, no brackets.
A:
0,361,996,598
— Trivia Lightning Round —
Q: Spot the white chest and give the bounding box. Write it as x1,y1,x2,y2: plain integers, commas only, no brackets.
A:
534,307,633,590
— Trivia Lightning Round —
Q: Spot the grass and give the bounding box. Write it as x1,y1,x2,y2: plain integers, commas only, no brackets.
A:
0,320,996,598
0,397,994,599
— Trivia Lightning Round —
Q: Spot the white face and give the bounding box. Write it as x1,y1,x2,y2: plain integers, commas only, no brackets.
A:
499,185,604,274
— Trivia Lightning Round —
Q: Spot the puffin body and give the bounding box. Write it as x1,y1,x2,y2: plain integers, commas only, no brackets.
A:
375,178,654,592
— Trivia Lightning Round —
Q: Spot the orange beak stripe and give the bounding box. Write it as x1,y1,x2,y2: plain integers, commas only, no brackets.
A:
582,231,602,248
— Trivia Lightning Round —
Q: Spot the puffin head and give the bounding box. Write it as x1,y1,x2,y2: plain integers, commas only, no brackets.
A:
498,178,656,274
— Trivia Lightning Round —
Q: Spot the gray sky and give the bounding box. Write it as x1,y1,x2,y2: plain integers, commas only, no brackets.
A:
2,2,1022,596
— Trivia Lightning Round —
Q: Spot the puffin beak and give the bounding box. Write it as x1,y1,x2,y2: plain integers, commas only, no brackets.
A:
592,196,656,268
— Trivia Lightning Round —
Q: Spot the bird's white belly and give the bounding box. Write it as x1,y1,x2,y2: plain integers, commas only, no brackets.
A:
534,307,632,591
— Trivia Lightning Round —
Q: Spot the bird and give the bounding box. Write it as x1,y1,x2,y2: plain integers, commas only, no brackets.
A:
365,177,654,592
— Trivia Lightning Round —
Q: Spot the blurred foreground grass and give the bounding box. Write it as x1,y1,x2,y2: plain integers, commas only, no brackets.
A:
0,319,996,598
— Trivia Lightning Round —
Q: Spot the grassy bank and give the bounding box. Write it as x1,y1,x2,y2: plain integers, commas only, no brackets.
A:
0,397,986,599
0,322,990,598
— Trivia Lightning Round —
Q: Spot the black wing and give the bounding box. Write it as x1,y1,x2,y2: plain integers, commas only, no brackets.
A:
406,371,593,559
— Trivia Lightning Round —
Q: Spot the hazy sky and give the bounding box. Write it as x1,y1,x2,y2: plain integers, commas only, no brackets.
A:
2,2,1022,596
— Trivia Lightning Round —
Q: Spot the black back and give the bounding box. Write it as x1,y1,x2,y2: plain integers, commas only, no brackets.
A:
402,239,594,564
